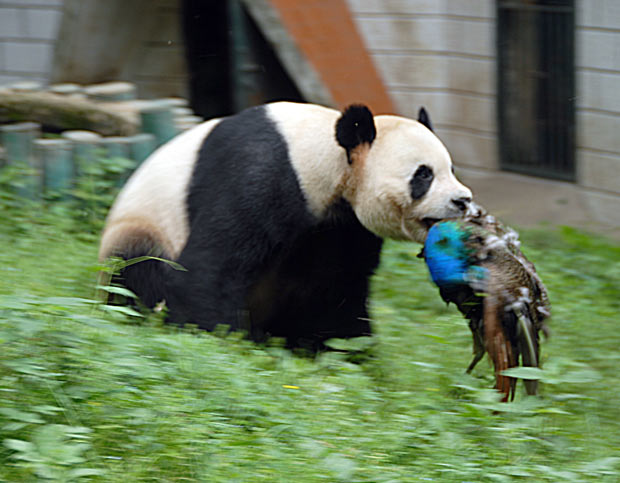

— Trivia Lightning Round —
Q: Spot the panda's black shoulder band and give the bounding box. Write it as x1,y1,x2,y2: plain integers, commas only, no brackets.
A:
335,104,376,163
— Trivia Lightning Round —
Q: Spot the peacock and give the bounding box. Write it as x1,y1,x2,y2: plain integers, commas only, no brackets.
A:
421,205,550,401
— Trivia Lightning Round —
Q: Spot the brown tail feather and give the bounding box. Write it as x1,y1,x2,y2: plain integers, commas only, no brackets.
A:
483,293,516,402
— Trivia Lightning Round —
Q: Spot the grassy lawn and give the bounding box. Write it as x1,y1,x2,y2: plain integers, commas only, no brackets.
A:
0,199,619,481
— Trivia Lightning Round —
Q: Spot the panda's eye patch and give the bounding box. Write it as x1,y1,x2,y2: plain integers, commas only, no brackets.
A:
410,164,434,199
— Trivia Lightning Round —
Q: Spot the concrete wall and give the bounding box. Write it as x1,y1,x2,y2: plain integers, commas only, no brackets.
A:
121,0,188,99
0,0,187,99
0,0,63,85
52,0,187,99
345,0,497,171
576,0,620,220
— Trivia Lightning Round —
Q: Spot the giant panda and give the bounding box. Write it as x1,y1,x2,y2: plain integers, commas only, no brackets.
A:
99,102,473,347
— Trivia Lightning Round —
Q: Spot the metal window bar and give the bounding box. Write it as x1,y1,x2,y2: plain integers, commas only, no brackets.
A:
497,0,575,181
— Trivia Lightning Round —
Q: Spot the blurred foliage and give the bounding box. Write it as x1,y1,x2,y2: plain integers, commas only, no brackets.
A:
70,153,136,233
0,170,619,480
0,153,135,236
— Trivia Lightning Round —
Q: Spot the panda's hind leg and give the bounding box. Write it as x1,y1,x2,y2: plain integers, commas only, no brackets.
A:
101,224,170,309
112,256,168,309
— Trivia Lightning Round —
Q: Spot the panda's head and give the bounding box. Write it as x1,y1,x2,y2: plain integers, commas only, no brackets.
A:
336,105,473,243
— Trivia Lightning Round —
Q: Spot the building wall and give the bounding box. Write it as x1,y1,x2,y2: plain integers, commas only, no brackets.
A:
121,0,188,99
348,0,620,226
345,0,497,171
0,0,187,99
576,0,620,218
0,0,63,85
51,0,187,99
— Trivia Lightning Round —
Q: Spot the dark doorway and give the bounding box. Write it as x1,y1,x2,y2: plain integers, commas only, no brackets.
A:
181,0,303,119
497,0,575,181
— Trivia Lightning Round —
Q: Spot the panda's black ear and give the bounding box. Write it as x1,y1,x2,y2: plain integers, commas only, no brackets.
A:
418,107,433,132
336,104,376,164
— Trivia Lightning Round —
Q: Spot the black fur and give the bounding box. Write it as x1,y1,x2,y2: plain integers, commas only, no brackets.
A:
335,104,376,163
113,258,168,309
247,200,382,348
108,237,169,309
160,105,383,347
418,107,433,132
410,164,434,200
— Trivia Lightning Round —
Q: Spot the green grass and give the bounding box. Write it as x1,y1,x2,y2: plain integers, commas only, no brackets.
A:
0,202,619,481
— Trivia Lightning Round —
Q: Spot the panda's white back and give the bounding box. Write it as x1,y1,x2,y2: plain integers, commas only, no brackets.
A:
99,118,221,260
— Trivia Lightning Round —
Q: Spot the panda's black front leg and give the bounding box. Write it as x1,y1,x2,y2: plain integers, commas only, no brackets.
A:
313,277,374,341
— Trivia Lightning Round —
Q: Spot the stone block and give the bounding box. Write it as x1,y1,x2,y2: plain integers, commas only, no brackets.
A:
389,90,444,119
447,56,495,95
346,0,442,15
447,0,493,18
577,110,620,154
0,0,63,6
0,7,24,37
373,54,444,89
4,42,52,74
390,90,495,133
577,29,620,72
0,74,43,85
389,89,497,169
582,190,620,228
25,8,62,40
582,188,620,226
348,0,493,17
577,0,620,30
577,70,620,112
578,149,620,194
438,128,498,170
355,17,493,57
374,53,494,95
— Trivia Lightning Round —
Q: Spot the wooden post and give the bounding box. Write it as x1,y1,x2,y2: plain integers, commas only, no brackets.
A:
101,136,131,159
172,106,193,117
0,122,42,198
140,100,177,147
161,98,189,108
61,130,102,175
128,133,157,165
101,136,134,185
175,115,203,133
49,83,84,97
9,81,43,92
35,139,74,199
85,82,137,102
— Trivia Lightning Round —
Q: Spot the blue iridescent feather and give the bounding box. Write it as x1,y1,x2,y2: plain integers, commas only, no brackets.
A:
424,221,487,287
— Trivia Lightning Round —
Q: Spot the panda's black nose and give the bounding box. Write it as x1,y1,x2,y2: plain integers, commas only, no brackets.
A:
451,197,471,212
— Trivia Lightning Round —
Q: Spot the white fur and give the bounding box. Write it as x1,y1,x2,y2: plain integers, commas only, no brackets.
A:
344,115,472,242
267,102,345,216
99,118,221,260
